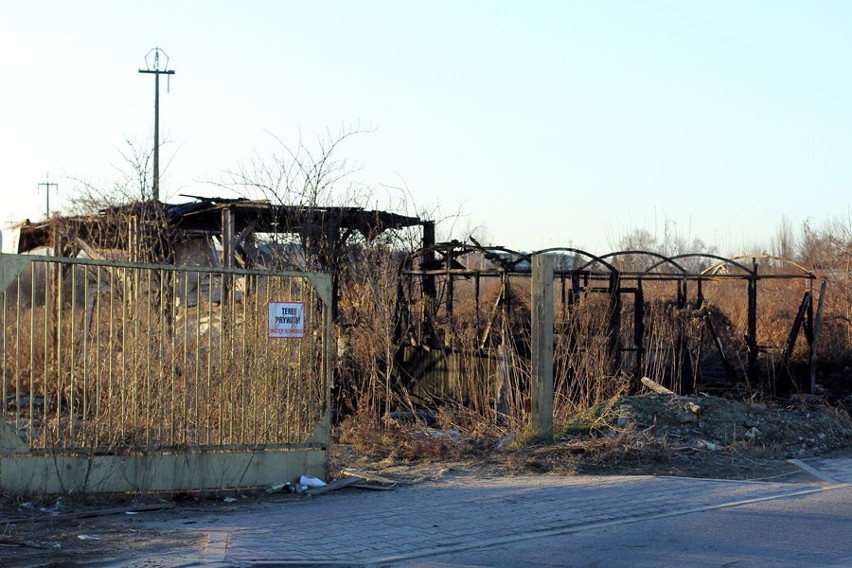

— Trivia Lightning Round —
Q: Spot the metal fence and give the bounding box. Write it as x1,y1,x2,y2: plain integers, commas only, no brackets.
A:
0,253,332,493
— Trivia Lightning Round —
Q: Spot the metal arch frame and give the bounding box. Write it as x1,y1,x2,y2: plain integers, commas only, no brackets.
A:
403,240,825,395
412,245,817,282
410,242,622,275
533,247,619,275
596,250,689,276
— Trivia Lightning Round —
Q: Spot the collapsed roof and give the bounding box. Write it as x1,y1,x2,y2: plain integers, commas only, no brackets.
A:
8,196,431,259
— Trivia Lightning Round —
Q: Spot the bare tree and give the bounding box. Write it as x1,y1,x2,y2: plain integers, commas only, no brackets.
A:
219,126,369,208
59,135,177,262
67,135,179,216
214,125,376,273
771,215,797,261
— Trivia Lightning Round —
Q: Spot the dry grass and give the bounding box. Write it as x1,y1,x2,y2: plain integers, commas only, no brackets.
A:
335,406,502,463
2,265,326,452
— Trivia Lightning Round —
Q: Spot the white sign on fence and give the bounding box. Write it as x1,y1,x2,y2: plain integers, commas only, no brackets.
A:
268,302,305,338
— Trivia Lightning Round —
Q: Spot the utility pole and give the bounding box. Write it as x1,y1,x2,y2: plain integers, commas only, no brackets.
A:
38,173,58,218
138,47,175,202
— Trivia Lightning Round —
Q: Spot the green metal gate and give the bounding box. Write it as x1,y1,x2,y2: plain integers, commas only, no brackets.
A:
0,254,332,494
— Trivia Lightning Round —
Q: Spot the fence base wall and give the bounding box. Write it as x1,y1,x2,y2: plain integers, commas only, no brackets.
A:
0,448,326,494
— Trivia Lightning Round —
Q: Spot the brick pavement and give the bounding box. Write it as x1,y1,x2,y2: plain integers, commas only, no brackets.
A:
121,467,847,567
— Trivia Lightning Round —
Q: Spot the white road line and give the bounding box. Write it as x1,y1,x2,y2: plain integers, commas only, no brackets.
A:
789,458,840,484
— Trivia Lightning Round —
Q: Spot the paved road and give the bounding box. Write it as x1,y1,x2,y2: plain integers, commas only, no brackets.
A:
103,457,852,567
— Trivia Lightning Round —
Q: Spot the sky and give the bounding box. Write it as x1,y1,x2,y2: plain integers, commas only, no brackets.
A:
2,1,852,255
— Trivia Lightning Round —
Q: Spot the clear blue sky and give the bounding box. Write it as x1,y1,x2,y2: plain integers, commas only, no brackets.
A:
2,1,851,254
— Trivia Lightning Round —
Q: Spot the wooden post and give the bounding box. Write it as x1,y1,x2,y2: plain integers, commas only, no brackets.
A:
221,206,235,304
127,215,140,263
531,254,554,440
222,207,236,269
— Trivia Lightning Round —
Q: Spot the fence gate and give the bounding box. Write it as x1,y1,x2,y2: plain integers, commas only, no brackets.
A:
0,254,332,494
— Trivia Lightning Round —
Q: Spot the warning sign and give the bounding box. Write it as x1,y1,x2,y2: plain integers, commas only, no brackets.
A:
268,302,305,338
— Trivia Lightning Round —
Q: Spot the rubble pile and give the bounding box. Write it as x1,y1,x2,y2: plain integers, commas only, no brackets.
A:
509,393,852,479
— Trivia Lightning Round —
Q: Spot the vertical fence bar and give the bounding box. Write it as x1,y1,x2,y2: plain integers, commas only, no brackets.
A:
207,273,214,445
240,274,248,442
39,262,50,448
94,266,102,448
69,267,76,442
194,271,201,445
157,269,166,445
15,274,22,433
56,265,63,446
251,274,260,444
182,271,190,444
29,267,36,443
285,276,293,442
132,266,141,444
1,282,6,426
261,275,270,443
322,273,333,432
120,266,128,444
82,265,90,446
42,262,50,448
182,269,189,445
145,269,153,446
108,267,115,445
230,270,237,443
170,268,178,446
218,274,230,444
272,277,282,442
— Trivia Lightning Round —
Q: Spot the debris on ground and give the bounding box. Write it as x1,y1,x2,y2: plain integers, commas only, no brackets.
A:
332,392,852,482
339,468,400,490
505,393,852,479
304,477,362,495
299,475,327,490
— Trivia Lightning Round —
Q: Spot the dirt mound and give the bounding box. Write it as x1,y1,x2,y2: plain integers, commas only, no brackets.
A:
334,393,852,481
504,394,852,479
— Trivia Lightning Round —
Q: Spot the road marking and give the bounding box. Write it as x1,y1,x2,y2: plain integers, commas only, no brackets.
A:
789,458,840,483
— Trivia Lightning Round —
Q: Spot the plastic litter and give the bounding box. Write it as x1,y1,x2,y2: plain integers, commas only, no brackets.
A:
299,475,326,489
78,534,101,541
